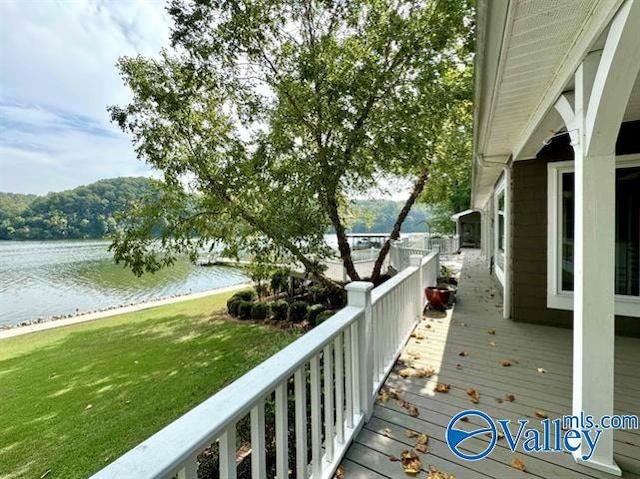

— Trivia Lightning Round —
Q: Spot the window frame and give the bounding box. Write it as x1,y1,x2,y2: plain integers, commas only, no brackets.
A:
547,154,640,317
494,177,506,286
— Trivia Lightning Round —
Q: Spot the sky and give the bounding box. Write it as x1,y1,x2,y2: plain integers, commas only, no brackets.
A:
0,0,171,195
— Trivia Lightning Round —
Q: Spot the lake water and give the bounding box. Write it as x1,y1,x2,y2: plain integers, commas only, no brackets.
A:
0,241,249,327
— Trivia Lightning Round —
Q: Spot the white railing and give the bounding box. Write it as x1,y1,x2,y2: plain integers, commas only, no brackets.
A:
91,251,439,479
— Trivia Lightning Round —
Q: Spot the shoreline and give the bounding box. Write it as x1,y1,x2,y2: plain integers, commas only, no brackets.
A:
0,282,251,340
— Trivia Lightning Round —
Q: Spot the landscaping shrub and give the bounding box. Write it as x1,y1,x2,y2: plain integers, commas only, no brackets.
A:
305,304,326,326
315,310,335,325
251,302,269,320
270,300,288,321
270,269,290,295
227,297,242,317
237,300,254,320
287,301,308,323
232,290,256,302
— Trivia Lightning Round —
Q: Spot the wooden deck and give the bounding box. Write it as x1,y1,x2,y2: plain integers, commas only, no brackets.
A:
341,249,640,478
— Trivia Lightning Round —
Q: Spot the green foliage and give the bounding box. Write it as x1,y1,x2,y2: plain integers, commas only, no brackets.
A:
250,302,269,320
270,300,289,321
237,300,254,320
0,178,155,240
270,268,290,295
231,290,256,302
109,0,475,283
0,192,37,222
346,200,430,233
226,297,242,317
287,301,308,323
306,304,326,327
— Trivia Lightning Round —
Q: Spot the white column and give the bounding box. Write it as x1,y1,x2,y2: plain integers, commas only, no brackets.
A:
346,281,374,421
553,0,640,472
572,55,619,474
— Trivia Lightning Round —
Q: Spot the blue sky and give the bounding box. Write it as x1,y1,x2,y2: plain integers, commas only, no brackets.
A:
0,0,170,194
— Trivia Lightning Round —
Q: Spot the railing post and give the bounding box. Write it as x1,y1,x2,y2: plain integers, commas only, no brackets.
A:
346,281,374,421
410,255,423,319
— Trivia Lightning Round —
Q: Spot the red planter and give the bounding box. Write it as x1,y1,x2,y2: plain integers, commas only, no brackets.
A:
425,286,451,310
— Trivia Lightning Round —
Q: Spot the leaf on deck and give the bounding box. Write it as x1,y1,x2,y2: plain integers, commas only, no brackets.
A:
400,450,422,476
434,383,451,393
537,367,547,374
489,340,497,347
505,393,515,402
458,351,469,357
405,429,420,438
465,387,480,404
427,465,456,478
499,359,511,367
535,410,548,419
511,458,526,471
488,329,496,335
335,465,345,478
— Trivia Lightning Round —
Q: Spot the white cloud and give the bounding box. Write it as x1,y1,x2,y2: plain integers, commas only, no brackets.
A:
0,0,171,194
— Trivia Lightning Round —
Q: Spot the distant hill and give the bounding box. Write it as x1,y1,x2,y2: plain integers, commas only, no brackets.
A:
0,177,434,240
347,199,431,234
0,177,155,240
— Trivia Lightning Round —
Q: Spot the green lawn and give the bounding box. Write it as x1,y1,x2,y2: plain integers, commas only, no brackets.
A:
0,291,300,479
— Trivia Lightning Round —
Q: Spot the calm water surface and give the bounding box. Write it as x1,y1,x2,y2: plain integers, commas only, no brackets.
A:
0,241,248,326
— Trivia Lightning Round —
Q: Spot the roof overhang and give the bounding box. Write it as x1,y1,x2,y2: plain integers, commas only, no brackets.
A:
471,0,628,209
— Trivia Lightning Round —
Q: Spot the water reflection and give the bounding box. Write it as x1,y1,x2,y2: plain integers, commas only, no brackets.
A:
0,241,248,326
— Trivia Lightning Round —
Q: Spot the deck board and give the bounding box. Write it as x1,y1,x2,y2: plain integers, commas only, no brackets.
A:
342,250,640,478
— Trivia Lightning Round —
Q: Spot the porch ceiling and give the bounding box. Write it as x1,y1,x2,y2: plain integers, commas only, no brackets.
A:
472,0,636,208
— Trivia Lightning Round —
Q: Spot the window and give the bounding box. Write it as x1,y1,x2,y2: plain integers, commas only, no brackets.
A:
494,178,506,284
547,156,640,316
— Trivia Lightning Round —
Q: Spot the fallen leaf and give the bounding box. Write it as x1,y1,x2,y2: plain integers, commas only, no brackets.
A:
416,443,428,453
400,450,422,476
427,465,455,478
399,368,416,378
511,458,526,471
378,389,390,404
535,410,548,419
537,367,547,374
499,359,511,367
505,393,515,402
335,465,345,478
411,332,425,340
434,383,451,393
466,387,480,404
389,455,400,462
85,404,93,410
456,363,463,370
495,398,503,404
458,351,469,357
459,416,469,422
408,404,420,417
416,366,436,378
489,340,497,347
383,427,392,437
405,429,419,438
488,329,496,335
425,324,432,329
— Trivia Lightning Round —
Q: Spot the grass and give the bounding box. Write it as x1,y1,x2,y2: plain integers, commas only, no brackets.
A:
0,290,300,479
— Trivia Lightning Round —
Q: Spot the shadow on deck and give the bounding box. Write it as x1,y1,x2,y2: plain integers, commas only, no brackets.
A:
341,250,640,478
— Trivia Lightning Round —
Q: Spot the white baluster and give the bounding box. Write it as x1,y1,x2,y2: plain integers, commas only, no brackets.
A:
275,383,288,479
219,427,236,478
334,335,345,444
310,355,322,477
294,368,307,479
344,327,354,429
250,401,266,479
323,343,334,462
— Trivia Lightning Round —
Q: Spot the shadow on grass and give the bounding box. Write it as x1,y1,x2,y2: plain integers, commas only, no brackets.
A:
0,311,298,479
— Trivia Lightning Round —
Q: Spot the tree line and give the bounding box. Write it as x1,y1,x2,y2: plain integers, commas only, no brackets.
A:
0,177,453,240
0,178,155,240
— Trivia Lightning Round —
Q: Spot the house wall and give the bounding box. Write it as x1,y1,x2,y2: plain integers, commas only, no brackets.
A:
510,120,640,337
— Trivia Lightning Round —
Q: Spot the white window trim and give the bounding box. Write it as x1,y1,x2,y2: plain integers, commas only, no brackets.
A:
547,153,640,317
494,177,506,286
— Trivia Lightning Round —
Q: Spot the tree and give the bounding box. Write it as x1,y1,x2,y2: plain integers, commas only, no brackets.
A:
109,0,474,285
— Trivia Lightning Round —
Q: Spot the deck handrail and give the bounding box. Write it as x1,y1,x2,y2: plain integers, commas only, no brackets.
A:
91,250,439,479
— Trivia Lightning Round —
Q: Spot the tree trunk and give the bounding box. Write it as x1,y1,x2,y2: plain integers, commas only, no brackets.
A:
371,170,429,281
326,195,361,281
